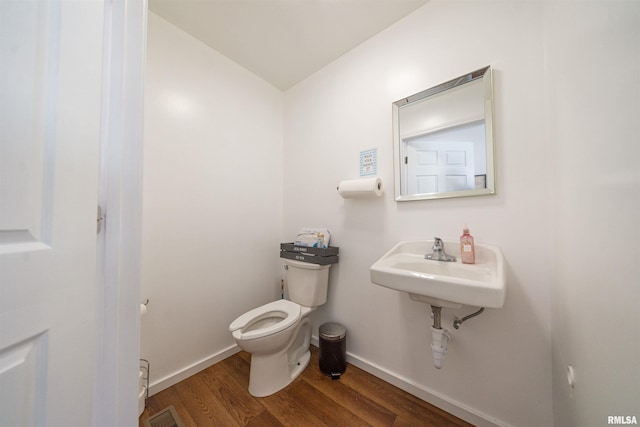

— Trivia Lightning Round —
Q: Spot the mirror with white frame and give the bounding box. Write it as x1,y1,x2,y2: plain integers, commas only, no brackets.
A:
393,66,495,201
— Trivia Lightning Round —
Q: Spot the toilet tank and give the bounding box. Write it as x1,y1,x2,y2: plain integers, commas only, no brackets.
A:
284,259,331,307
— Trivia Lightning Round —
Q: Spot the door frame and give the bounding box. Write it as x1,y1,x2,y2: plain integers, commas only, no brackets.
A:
94,0,146,425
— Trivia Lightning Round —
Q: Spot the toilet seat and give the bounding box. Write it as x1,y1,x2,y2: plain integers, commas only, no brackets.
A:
229,299,301,340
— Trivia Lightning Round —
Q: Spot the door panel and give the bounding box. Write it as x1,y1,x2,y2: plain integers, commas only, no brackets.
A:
0,0,57,251
0,1,105,425
0,332,47,426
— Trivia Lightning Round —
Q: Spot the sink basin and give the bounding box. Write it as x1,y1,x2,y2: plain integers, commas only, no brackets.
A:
370,240,506,308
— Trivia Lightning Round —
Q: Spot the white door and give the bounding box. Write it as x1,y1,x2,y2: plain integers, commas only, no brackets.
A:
1,1,105,425
405,140,475,194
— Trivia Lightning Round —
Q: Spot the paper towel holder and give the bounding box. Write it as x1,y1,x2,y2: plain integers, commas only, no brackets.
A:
335,181,382,191
337,177,384,199
337,176,384,199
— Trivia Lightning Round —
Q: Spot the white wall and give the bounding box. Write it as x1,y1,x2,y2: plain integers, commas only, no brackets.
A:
546,3,640,426
284,2,552,426
140,13,284,391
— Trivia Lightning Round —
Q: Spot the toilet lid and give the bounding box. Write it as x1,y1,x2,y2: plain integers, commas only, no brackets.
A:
229,299,301,340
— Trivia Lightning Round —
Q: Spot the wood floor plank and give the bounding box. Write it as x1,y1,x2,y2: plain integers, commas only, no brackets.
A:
174,373,241,426
219,350,251,386
300,354,397,426
140,345,473,427
256,380,329,427
245,409,284,427
337,361,471,427
281,378,374,427
236,349,251,364
394,415,429,427
199,359,266,425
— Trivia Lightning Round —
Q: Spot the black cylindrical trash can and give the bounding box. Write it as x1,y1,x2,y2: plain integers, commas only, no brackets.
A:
319,322,347,379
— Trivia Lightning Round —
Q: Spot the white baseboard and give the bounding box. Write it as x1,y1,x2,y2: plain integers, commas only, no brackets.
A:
311,335,504,427
147,344,240,396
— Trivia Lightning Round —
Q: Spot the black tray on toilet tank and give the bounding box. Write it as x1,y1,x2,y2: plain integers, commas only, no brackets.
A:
280,243,339,265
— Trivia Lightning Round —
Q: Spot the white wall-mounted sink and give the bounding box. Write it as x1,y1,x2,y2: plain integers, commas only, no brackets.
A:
370,240,506,308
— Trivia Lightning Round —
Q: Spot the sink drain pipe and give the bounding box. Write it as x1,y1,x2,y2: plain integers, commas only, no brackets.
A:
430,306,451,369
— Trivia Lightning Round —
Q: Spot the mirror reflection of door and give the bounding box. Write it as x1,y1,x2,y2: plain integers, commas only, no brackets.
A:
405,140,474,194
401,121,485,195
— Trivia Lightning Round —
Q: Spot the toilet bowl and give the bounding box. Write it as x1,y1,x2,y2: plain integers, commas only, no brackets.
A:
229,259,332,397
229,299,301,354
229,299,314,397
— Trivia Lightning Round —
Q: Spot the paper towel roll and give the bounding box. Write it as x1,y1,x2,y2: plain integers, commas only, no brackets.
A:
337,177,383,199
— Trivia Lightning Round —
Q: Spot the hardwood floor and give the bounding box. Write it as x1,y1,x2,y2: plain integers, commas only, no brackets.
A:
139,346,473,427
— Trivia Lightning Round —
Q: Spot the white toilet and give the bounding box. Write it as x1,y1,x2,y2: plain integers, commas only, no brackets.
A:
228,258,332,397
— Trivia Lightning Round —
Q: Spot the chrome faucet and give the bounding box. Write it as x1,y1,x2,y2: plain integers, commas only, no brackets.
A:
425,237,456,262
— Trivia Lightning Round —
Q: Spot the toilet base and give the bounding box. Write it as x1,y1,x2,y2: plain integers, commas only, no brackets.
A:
248,318,311,397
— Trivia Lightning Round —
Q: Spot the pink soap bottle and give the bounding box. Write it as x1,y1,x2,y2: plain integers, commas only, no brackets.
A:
460,226,475,264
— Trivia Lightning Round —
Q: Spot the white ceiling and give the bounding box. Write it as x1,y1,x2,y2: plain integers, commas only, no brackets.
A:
148,0,429,90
